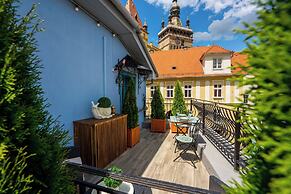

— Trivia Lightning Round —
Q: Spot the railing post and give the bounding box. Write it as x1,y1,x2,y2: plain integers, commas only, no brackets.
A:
234,109,241,171
202,103,206,134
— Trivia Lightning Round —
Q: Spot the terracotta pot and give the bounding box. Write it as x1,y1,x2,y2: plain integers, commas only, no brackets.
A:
127,126,140,148
170,123,188,133
150,119,166,133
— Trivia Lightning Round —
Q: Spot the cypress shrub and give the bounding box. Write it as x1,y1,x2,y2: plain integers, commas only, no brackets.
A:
227,0,291,193
172,81,187,115
0,1,74,193
151,87,166,119
122,78,138,129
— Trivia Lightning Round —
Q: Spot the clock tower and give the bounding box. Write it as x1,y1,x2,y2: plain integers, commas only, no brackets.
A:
158,0,193,50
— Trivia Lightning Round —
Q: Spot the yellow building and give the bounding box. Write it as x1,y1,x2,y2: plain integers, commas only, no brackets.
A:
146,45,248,114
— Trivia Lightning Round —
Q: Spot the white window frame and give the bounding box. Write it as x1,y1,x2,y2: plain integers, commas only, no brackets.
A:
213,58,222,70
150,85,157,98
213,81,223,99
166,84,174,98
184,84,192,98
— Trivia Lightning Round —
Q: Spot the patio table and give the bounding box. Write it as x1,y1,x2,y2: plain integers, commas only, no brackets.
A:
170,116,199,136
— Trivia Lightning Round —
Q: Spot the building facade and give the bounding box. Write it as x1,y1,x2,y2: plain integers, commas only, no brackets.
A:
158,0,193,50
19,0,156,145
146,46,248,115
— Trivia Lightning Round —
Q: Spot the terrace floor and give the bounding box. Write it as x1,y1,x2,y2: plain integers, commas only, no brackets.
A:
106,128,210,193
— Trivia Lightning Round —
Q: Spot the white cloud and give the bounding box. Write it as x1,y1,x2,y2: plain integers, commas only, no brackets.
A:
145,0,259,42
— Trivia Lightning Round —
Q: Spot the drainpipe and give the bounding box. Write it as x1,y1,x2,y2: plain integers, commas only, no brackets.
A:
103,36,107,96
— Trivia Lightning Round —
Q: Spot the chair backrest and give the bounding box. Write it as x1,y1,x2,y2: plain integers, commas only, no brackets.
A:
189,119,200,141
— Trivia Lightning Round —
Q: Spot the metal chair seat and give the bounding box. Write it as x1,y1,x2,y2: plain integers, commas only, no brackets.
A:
175,135,193,144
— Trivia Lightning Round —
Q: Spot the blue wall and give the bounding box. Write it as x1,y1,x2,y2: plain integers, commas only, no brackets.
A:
20,0,146,145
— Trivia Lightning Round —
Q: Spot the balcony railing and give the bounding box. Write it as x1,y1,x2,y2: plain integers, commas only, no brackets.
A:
145,98,250,170
67,162,221,194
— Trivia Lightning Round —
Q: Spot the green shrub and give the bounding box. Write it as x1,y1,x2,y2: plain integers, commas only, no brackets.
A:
122,78,138,129
151,87,166,119
172,81,187,115
0,1,74,193
98,97,111,108
226,1,291,193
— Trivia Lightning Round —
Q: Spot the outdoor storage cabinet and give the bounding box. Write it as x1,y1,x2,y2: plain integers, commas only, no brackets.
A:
74,115,127,168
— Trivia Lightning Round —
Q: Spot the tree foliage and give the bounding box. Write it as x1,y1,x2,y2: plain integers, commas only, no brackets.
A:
172,81,187,115
122,78,138,129
0,1,74,193
151,87,166,119
227,0,291,193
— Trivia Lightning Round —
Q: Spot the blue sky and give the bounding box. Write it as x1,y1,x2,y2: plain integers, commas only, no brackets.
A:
121,0,258,52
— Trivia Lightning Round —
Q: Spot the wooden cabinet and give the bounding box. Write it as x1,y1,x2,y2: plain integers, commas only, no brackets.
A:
74,115,127,168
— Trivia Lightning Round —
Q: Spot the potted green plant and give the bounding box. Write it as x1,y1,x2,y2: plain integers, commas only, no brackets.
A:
171,81,188,133
98,166,134,194
91,97,112,119
150,87,166,132
122,78,140,147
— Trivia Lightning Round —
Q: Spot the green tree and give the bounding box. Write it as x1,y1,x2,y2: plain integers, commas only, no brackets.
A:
172,81,187,115
227,0,291,193
122,78,138,129
151,87,166,119
0,1,74,193
0,144,33,194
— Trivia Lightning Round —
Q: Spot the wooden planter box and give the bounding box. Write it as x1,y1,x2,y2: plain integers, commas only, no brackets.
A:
127,126,140,148
170,123,188,133
151,119,166,133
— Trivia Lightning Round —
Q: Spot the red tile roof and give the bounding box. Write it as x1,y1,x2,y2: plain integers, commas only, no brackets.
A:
125,0,143,28
150,46,248,79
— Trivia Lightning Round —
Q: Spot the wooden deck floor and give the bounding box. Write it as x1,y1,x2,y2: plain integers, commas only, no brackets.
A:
107,129,210,193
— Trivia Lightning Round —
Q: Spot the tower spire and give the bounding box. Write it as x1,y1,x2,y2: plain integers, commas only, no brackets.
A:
169,0,182,26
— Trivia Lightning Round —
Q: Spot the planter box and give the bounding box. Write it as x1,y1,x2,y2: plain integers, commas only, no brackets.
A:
95,181,134,194
127,126,140,148
151,119,166,133
170,123,188,133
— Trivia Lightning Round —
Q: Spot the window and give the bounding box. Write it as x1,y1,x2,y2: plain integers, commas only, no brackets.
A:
214,83,223,98
166,85,174,98
184,84,192,98
213,58,222,69
150,86,157,98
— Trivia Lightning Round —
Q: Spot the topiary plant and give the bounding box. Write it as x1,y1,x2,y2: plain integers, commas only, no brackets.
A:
98,97,111,108
122,78,138,129
172,81,187,115
151,87,166,119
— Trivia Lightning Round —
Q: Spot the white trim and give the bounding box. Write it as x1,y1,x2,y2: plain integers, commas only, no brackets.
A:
234,81,240,103
205,81,210,100
225,80,231,103
196,81,200,99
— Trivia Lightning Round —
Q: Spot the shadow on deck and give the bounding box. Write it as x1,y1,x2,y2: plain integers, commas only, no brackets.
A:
107,128,210,190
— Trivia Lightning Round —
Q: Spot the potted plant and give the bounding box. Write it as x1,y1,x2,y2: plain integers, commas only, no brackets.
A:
91,97,112,119
171,81,188,133
98,166,134,194
122,78,140,147
150,87,166,132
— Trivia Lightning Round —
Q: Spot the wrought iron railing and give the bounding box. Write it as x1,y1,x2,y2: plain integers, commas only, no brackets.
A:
191,99,248,170
67,162,221,194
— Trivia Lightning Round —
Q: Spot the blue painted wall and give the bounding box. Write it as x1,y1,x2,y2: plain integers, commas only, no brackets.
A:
20,0,146,145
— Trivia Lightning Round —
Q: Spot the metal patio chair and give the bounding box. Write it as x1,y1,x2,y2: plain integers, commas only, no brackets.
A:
173,119,200,166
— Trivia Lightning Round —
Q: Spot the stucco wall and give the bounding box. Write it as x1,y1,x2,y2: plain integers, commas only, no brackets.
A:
20,0,146,145
203,54,232,75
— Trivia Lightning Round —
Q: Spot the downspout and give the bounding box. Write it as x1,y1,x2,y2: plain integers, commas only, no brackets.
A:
103,36,107,96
